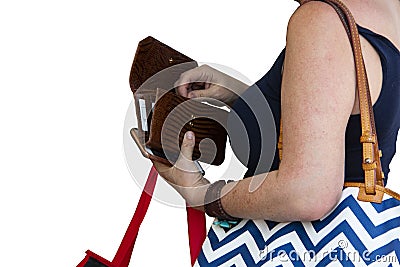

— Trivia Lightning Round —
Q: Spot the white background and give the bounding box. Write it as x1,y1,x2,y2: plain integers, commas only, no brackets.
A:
0,1,399,266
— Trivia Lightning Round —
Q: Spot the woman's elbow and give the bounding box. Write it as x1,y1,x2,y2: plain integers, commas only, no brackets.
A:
295,186,342,221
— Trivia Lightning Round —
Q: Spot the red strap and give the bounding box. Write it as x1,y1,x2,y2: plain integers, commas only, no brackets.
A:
110,166,206,267
111,166,158,267
186,207,206,265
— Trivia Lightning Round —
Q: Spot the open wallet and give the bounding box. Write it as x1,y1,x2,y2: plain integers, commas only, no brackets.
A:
129,36,228,167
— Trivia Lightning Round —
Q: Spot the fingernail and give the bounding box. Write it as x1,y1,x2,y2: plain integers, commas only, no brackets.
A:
186,131,194,140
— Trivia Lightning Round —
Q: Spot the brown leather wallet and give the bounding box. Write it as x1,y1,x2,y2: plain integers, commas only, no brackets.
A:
129,36,228,166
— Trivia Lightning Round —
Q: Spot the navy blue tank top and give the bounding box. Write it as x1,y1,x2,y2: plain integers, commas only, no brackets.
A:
230,25,400,183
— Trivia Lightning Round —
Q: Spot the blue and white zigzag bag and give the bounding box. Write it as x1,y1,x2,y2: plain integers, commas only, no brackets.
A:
196,187,400,266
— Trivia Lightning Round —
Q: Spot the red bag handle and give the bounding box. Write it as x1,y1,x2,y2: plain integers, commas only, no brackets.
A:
186,206,207,265
77,166,206,267
112,166,159,266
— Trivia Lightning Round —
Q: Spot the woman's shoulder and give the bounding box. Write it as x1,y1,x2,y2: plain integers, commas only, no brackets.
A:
291,0,399,25
286,1,349,45
286,1,350,52
290,0,400,51
288,1,342,28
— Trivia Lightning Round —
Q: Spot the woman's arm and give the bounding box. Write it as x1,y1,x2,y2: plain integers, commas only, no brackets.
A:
155,2,357,222
219,2,356,222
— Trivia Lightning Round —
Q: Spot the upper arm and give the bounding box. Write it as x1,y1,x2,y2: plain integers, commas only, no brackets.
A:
279,2,356,205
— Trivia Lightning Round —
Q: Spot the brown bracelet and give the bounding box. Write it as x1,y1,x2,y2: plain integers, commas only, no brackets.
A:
204,180,239,221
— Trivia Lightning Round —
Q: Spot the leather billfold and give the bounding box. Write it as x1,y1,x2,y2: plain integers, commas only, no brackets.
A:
129,36,228,166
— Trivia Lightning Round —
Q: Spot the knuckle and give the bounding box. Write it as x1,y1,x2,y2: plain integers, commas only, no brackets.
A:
178,71,186,80
211,88,221,98
199,64,208,70
182,140,192,148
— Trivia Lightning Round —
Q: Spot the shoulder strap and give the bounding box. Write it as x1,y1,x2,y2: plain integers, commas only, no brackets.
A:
111,166,206,266
111,166,158,267
78,166,206,267
278,0,386,203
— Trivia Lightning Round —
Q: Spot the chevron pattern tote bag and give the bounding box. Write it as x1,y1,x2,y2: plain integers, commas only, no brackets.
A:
195,0,400,266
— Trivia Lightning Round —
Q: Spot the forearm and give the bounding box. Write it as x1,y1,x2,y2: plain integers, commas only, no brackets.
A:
219,170,303,222
221,166,340,221
181,169,330,222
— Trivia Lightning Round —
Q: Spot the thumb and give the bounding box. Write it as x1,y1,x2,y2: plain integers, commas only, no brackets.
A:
180,131,195,160
175,131,197,173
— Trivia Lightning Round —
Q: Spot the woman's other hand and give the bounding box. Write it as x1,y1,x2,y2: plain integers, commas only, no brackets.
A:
175,64,248,106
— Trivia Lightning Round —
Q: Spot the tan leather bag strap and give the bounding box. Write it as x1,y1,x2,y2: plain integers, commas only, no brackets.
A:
278,0,393,203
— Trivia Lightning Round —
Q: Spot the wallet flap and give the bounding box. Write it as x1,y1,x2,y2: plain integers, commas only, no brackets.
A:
129,36,197,94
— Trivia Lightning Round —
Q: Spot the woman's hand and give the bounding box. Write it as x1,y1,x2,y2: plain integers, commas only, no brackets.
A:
152,131,210,207
175,64,249,106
